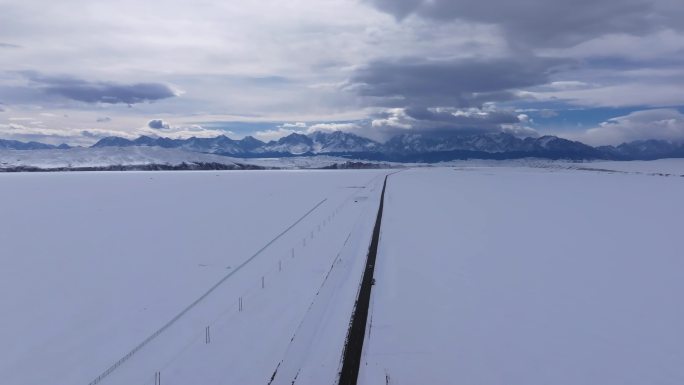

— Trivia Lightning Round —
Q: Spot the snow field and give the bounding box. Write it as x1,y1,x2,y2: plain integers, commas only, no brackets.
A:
0,170,388,385
360,167,684,385
106,174,385,385
5,163,681,385
571,158,684,176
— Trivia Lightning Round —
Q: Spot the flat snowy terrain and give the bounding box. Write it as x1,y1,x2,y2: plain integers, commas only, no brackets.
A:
0,170,388,385
439,158,684,176
573,158,684,175
360,166,684,385
2,161,682,385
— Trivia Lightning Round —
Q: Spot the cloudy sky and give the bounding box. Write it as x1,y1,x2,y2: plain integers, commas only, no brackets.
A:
1,0,683,146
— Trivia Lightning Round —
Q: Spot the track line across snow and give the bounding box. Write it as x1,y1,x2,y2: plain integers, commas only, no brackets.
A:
87,198,328,385
338,173,390,385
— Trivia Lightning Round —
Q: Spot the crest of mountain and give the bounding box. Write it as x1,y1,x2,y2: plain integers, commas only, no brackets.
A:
382,132,524,153
308,130,380,153
380,133,601,160
92,136,136,147
13,132,684,161
135,136,185,148
93,135,249,155
254,131,381,155
521,135,602,158
238,136,265,152
92,131,402,155
258,133,314,155
181,135,243,154
598,140,684,160
0,139,69,150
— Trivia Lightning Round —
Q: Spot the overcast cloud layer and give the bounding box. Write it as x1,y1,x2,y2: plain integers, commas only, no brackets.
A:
1,0,683,145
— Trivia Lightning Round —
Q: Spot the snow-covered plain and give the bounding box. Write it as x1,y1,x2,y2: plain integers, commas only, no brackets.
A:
360,166,684,385
570,158,684,175
0,170,388,385
442,158,684,176
2,161,683,385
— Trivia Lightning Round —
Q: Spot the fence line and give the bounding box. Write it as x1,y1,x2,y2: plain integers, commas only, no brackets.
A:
87,198,328,385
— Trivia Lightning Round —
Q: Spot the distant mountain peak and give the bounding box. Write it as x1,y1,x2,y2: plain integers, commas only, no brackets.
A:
92,136,135,147
5,131,684,162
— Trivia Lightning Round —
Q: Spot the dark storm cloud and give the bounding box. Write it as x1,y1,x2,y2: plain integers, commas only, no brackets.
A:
21,72,177,104
349,56,571,108
148,119,170,129
365,0,680,47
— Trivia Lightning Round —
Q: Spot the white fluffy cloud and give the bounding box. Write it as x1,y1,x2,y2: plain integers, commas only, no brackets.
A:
307,122,361,133
253,127,299,142
138,124,228,140
576,109,684,145
281,122,307,129
366,106,537,140
252,121,365,141
501,124,540,138
0,116,228,145
0,122,137,145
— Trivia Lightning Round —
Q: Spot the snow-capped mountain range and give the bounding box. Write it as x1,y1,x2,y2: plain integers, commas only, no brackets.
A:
2,131,684,161
90,130,382,156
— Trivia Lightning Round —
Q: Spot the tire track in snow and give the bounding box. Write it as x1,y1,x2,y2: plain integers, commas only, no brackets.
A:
267,232,353,385
267,172,388,384
338,173,391,385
